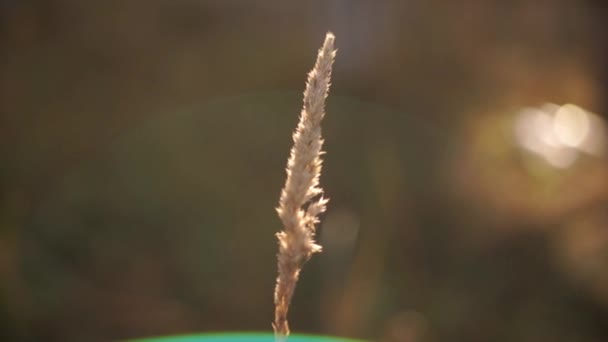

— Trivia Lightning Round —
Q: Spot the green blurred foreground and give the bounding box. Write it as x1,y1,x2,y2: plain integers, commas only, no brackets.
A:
128,333,364,342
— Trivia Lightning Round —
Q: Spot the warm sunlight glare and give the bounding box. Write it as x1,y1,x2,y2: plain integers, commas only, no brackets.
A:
553,104,590,148
514,103,605,168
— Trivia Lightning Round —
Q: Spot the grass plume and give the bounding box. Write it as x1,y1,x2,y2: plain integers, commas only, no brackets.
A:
273,32,336,341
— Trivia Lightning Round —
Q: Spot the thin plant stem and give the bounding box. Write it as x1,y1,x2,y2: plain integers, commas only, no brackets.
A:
273,32,336,342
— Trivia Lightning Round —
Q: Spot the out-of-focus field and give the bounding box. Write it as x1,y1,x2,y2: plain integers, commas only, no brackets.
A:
1,1,607,341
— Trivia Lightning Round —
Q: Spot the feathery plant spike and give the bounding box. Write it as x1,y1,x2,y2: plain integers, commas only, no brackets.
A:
273,32,336,342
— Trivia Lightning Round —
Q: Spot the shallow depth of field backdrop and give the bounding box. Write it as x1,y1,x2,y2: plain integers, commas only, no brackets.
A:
2,1,608,341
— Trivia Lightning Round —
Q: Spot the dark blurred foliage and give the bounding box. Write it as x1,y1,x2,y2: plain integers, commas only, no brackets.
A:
1,1,608,341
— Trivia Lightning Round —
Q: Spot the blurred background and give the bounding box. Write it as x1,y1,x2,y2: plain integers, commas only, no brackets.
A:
2,0,608,341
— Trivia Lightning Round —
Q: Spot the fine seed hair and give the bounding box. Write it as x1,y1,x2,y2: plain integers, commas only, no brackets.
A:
273,32,336,342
